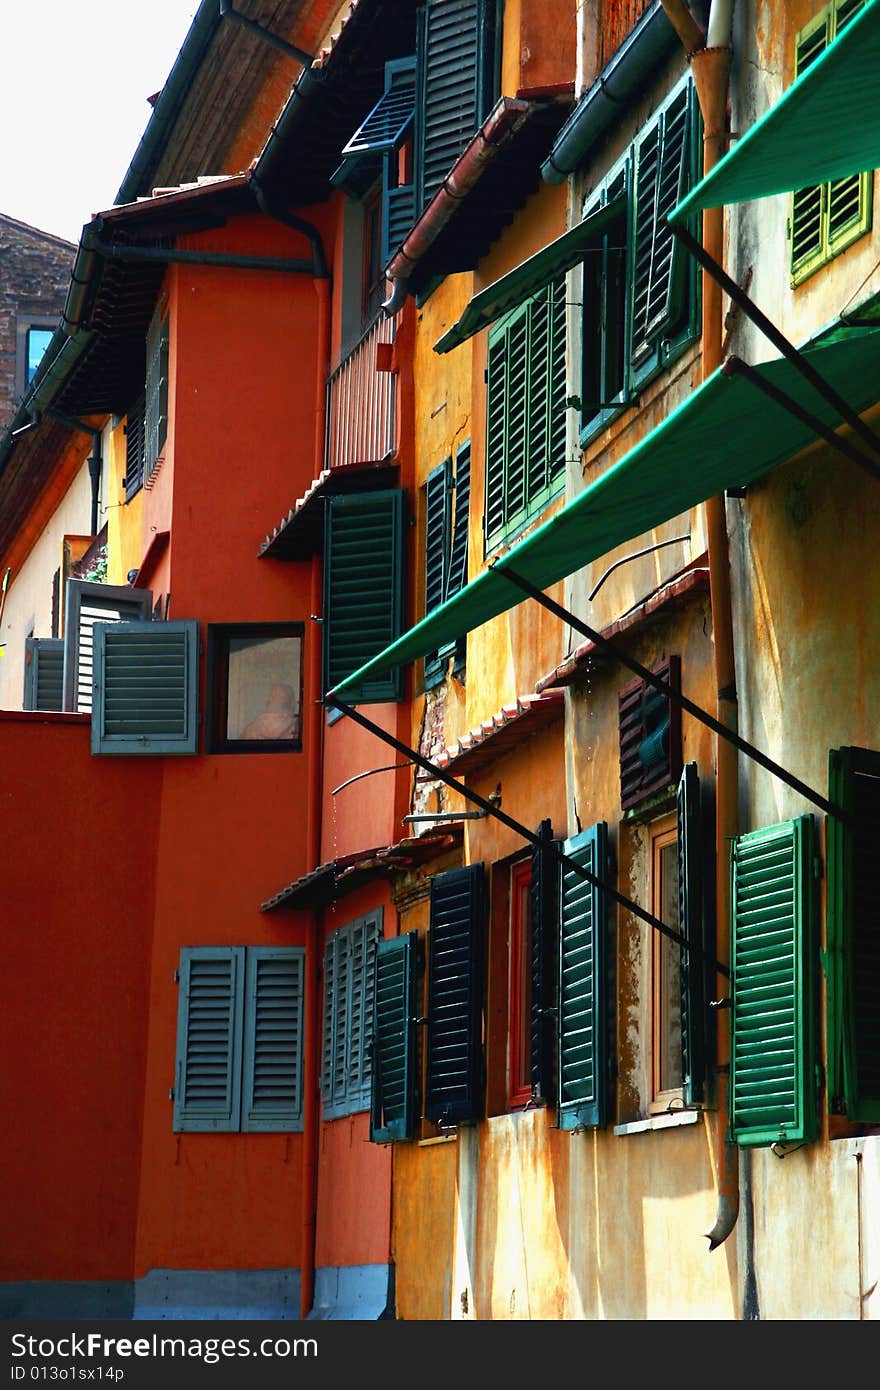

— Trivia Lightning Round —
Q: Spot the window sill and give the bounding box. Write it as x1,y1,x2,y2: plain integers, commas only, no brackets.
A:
613,1110,701,1137
418,1133,457,1147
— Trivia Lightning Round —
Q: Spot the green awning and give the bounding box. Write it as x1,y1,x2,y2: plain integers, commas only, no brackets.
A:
433,195,625,354
673,1,880,221
329,323,880,701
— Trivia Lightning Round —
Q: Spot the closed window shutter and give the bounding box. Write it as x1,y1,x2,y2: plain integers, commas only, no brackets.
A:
485,330,508,544
23,637,64,711
827,746,880,1122
424,458,453,685
731,816,816,1147
557,822,608,1131
145,303,169,481
62,579,153,713
618,655,682,811
416,0,497,212
91,619,199,755
630,82,692,368
371,931,421,1142
530,819,559,1104
677,762,709,1107
426,863,486,1125
321,912,381,1120
174,947,245,1132
242,947,304,1132
324,489,406,703
124,394,146,500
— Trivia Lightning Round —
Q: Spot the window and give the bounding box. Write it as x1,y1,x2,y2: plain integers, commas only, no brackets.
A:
580,73,700,443
322,911,381,1120
557,822,609,1131
827,746,880,1123
730,815,817,1147
485,278,567,551
425,864,487,1127
423,440,470,686
370,931,422,1142
15,317,55,398
323,488,407,704
173,946,305,1132
618,656,682,814
207,623,303,754
145,297,169,483
790,0,872,285
26,327,52,383
649,813,682,1112
62,578,153,714
508,859,533,1110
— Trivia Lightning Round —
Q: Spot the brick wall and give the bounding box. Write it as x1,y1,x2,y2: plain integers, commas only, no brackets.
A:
0,214,75,432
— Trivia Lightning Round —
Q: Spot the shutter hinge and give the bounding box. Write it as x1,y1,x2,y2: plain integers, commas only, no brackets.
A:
173,969,180,983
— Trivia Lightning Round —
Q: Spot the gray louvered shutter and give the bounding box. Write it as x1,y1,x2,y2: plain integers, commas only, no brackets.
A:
677,763,708,1107
23,637,64,711
321,933,343,1115
91,619,199,755
424,458,453,685
371,932,421,1142
174,947,244,1132
731,816,816,1147
242,947,304,1132
145,302,169,480
348,912,380,1109
416,0,498,212
323,489,406,703
426,863,486,1125
63,579,153,713
557,822,609,1131
321,913,381,1119
530,820,559,1104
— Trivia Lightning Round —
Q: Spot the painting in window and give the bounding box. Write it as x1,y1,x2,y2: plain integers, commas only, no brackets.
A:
208,623,304,753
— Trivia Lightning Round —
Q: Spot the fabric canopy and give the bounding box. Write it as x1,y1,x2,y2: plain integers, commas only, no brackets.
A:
329,323,880,700
673,1,880,220
433,195,625,354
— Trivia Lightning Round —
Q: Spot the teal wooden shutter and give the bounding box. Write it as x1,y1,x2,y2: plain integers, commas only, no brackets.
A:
63,579,153,713
145,300,169,479
23,637,64,711
827,746,880,1122
677,762,709,1106
484,326,508,546
424,458,453,686
242,947,304,1132
321,912,381,1119
557,823,608,1130
124,394,146,500
348,912,380,1109
416,0,498,212
323,488,406,703
426,863,486,1125
731,816,816,1147
371,932,421,1142
91,619,199,755
173,946,244,1132
446,441,470,600
380,57,418,266
530,819,559,1104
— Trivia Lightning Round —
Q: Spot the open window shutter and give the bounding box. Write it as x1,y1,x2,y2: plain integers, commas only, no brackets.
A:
426,863,486,1125
324,488,406,703
348,912,381,1110
827,746,880,1122
503,306,529,525
321,934,343,1116
63,579,153,713
525,276,567,505
241,947,304,1133
23,637,64,711
173,946,244,1132
446,442,470,601
618,655,682,811
424,458,453,684
416,0,497,212
530,819,559,1104
145,303,169,480
557,822,608,1130
677,762,708,1106
91,619,199,755
378,57,418,267
371,932,421,1142
124,394,146,500
630,82,692,367
731,816,816,1147
485,329,508,545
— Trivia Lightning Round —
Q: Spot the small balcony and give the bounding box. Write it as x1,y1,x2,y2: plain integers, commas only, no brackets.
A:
324,314,396,473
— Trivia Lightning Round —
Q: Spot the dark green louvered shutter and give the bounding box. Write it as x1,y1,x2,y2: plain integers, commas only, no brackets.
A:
416,0,498,212
371,932,421,1142
63,579,153,713
242,947,304,1132
827,746,880,1122
323,489,406,703
145,301,169,479
174,947,244,1132
557,823,608,1131
731,816,816,1147
321,912,381,1119
426,863,486,1125
485,326,508,545
424,458,453,685
446,441,470,599
530,820,559,1104
124,394,146,500
677,762,709,1106
23,637,64,711
91,619,199,755
381,57,418,266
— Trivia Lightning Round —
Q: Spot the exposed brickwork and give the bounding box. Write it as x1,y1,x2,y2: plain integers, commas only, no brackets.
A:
0,214,75,432
412,685,450,820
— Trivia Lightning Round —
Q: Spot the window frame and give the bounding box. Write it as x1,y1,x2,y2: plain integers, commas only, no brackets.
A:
15,316,56,400
648,812,683,1115
508,857,534,1111
206,622,305,755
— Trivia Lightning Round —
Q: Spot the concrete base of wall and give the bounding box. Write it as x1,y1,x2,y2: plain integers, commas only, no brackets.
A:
0,1269,299,1321
0,1281,133,1320
306,1263,394,1319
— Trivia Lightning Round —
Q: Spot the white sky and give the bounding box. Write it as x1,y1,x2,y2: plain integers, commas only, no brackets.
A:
1,2,200,246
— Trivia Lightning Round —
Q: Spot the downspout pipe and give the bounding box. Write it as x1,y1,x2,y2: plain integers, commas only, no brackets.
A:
218,1,314,68
248,176,330,280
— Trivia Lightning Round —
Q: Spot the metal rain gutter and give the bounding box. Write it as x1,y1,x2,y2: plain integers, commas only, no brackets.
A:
218,0,314,67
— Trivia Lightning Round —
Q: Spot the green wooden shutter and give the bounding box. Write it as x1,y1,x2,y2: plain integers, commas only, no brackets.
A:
618,656,682,811
426,863,486,1125
827,746,880,1122
557,822,608,1131
424,457,453,686
731,816,816,1146
371,932,421,1142
323,489,406,703
348,912,380,1110
23,637,64,711
173,946,244,1132
416,0,498,212
530,819,559,1104
381,57,418,266
242,947,304,1132
63,579,153,713
321,912,381,1119
91,619,199,755
446,441,471,601
677,762,709,1106
145,301,169,479
485,328,508,546
124,394,146,500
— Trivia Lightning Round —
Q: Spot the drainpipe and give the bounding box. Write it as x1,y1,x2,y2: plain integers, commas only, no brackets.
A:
218,0,315,68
